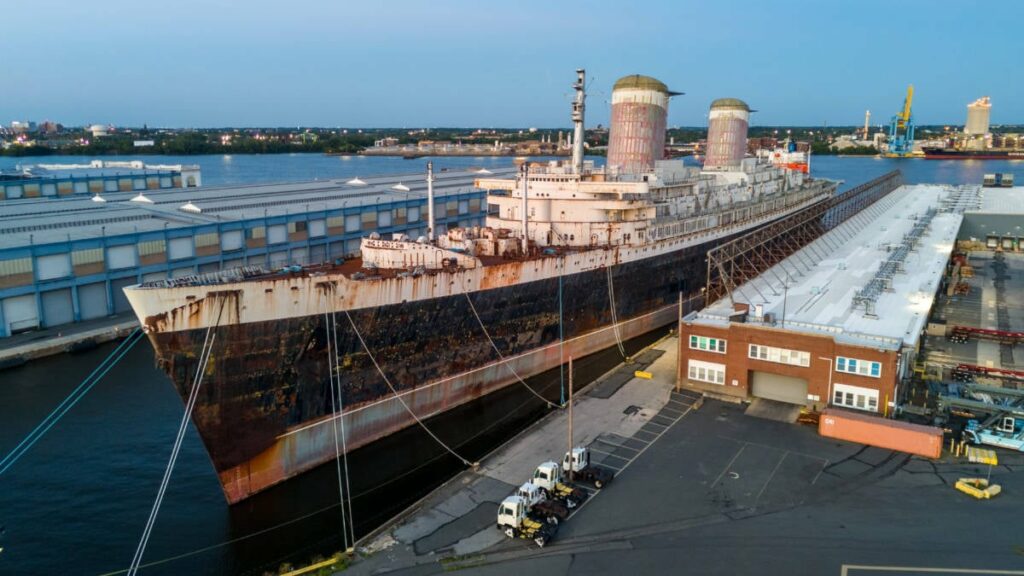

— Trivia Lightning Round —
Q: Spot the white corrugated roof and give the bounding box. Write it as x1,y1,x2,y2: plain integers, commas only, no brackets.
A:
690,185,965,350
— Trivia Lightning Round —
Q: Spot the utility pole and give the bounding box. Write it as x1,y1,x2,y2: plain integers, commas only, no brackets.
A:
568,355,574,482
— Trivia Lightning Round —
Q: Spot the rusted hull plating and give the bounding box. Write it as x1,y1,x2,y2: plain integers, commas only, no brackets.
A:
149,241,713,504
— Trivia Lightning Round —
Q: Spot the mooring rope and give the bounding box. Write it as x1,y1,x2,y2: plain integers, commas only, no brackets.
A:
462,290,560,409
343,310,472,467
606,265,628,359
127,300,225,576
322,299,350,552
330,307,357,549
0,328,144,477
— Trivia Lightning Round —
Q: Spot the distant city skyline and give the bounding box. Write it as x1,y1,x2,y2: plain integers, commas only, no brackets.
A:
4,0,1020,128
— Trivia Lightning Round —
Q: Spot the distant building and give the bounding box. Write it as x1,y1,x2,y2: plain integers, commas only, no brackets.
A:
133,140,155,147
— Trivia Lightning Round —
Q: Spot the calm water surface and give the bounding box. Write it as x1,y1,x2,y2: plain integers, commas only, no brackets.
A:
0,153,1020,575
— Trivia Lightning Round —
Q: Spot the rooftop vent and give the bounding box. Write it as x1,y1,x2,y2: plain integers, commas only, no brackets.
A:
91,194,106,203
131,193,153,204
392,183,410,192
347,177,367,186
179,201,201,214
476,168,493,175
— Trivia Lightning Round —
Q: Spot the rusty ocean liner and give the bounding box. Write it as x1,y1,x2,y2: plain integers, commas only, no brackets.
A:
124,71,837,504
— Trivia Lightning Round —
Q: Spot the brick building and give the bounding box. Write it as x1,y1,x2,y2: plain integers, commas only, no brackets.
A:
679,184,967,415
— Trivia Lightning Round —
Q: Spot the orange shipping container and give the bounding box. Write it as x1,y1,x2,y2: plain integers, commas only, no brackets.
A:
818,408,942,459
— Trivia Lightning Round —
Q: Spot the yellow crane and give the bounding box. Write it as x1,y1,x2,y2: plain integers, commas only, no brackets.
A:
884,85,917,158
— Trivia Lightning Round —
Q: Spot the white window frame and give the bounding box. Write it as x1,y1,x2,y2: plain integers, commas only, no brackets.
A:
748,344,810,367
832,383,880,412
835,356,882,378
688,335,726,354
687,359,726,386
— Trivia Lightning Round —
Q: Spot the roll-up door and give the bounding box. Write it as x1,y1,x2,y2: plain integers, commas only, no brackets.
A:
41,288,74,327
310,244,326,263
309,219,326,238
168,237,194,260
223,258,243,270
221,230,243,252
78,282,109,320
3,294,39,334
110,277,137,313
291,247,307,264
37,254,72,280
198,262,220,274
107,245,137,270
267,225,287,245
268,251,288,267
750,371,809,405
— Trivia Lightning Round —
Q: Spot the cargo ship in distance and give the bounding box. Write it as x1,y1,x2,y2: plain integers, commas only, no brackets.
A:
922,147,1024,160
124,70,838,504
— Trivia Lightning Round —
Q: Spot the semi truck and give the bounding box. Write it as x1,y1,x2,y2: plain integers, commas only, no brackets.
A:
531,461,588,508
516,482,570,522
562,446,614,489
496,495,558,547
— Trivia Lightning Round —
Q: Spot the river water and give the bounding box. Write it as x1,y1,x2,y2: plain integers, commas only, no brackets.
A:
0,153,1020,575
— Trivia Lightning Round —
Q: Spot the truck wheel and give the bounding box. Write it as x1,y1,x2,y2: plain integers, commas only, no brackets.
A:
567,499,577,509
593,478,603,489
546,516,559,525
505,527,515,539
535,537,547,548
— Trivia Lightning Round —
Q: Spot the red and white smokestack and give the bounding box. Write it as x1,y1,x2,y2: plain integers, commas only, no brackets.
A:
704,98,751,171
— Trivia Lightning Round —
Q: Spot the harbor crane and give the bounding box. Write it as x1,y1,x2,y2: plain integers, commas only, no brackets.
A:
884,85,916,158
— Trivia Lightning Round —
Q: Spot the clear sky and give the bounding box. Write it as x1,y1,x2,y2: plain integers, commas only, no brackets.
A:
4,0,1020,128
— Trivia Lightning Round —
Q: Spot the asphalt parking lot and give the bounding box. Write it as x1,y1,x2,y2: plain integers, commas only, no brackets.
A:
428,400,1024,576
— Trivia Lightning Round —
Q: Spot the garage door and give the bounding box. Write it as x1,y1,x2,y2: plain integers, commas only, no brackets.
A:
41,288,74,327
110,277,138,313
750,371,809,405
78,282,109,320
3,294,39,334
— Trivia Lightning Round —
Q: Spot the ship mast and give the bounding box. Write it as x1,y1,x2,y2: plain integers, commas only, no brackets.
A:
520,163,529,254
427,161,435,241
572,68,586,174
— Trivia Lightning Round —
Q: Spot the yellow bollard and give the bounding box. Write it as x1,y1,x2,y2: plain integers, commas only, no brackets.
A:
634,370,653,380
949,437,955,454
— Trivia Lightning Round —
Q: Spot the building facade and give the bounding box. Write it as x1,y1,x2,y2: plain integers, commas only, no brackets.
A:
678,317,900,414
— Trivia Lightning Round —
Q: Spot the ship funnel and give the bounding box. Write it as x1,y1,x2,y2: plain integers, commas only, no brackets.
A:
704,98,751,171
606,74,678,174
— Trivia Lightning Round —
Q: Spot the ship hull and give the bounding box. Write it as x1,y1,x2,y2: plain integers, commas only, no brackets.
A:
922,147,1024,160
136,181,833,505
149,239,713,504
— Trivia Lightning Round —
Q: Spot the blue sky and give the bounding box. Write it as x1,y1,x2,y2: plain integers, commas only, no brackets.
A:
4,0,1020,128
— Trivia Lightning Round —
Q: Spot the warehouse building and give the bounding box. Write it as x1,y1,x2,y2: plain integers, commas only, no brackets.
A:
0,163,201,200
679,184,972,415
0,168,502,337
957,185,1024,251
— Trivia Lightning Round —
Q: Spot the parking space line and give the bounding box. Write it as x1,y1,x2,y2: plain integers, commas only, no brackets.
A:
710,445,746,489
841,565,1024,575
717,435,830,464
594,437,642,452
754,451,787,506
588,447,630,463
811,459,830,485
641,421,668,430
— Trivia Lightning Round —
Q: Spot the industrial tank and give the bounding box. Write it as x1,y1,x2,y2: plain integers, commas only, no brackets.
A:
703,98,750,171
965,96,991,136
606,74,679,175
